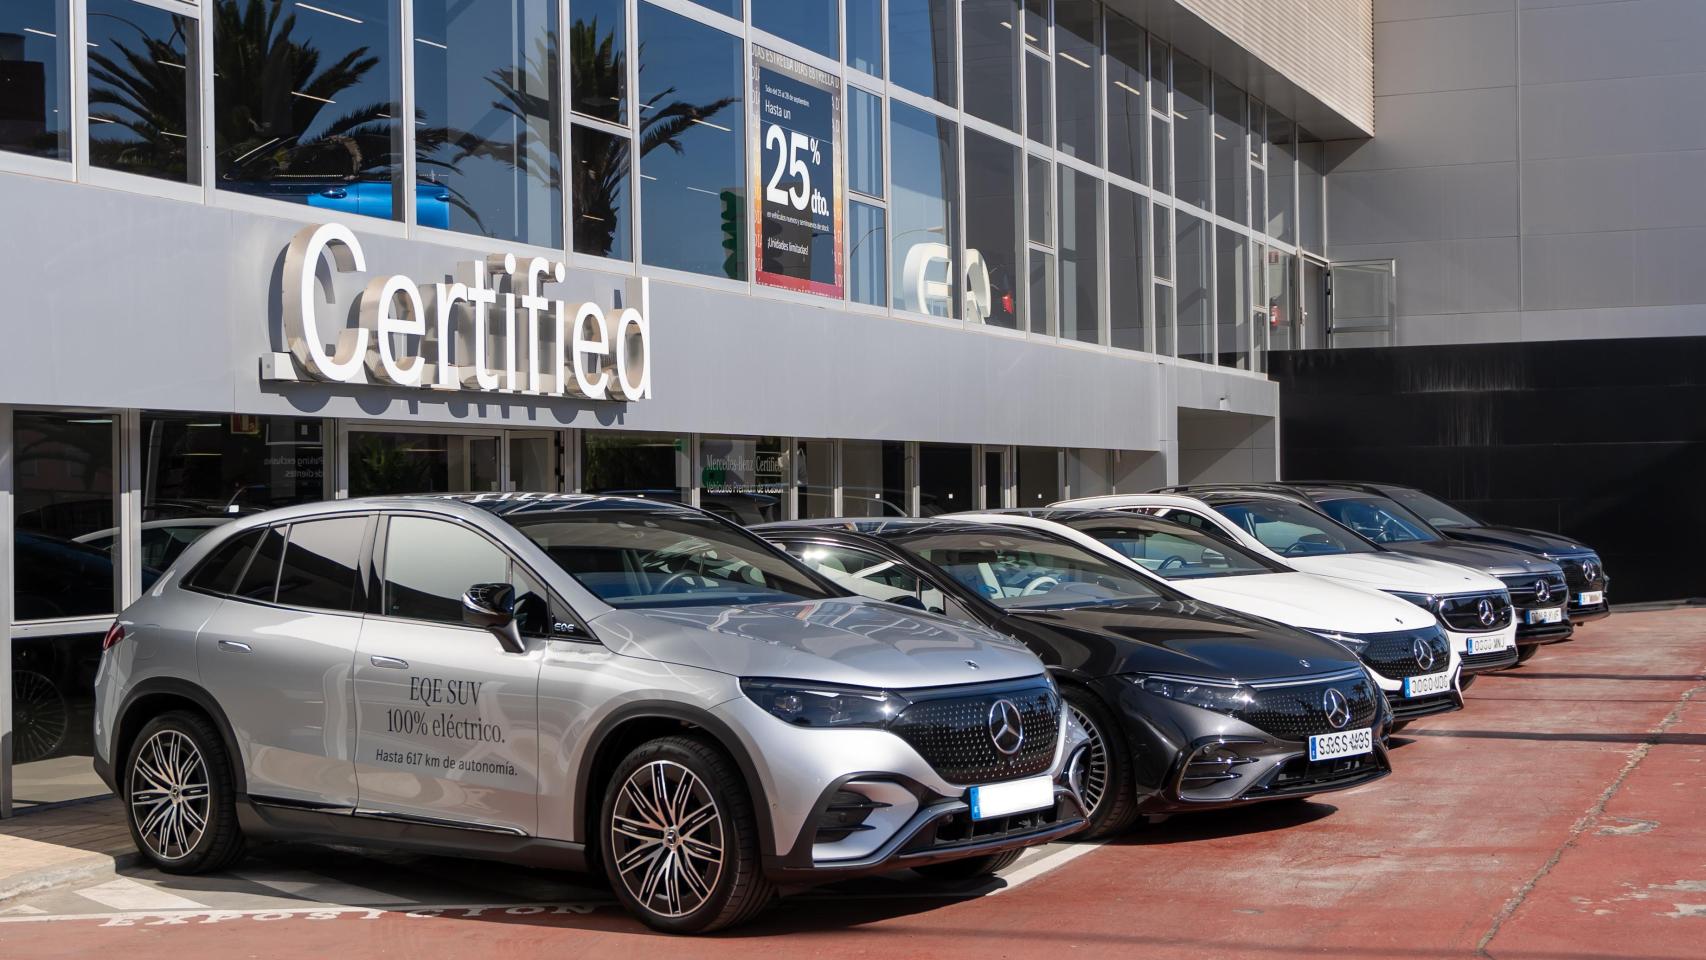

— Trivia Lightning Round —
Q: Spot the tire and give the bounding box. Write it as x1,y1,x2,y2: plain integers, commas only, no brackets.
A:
122,711,245,875
1516,644,1541,664
912,849,1024,883
1391,720,1411,734
599,736,775,934
1460,673,1477,691
12,670,68,763
1061,685,1140,839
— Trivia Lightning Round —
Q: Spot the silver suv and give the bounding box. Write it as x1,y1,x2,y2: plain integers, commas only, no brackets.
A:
93,494,1089,933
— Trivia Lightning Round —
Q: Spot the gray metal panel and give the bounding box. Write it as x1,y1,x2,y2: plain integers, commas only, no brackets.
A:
1331,87,1518,173
1523,228,1706,311
1519,0,1706,85
1376,1,1516,22
1331,238,1522,316
1374,11,1516,96
1328,162,1519,245
1521,72,1706,161
1522,151,1706,236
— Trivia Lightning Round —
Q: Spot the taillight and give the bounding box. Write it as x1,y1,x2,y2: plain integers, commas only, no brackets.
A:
102,623,126,651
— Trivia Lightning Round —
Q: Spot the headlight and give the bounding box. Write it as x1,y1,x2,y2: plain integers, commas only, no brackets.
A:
1386,591,1437,611
1128,675,1255,714
1309,631,1370,655
740,678,908,728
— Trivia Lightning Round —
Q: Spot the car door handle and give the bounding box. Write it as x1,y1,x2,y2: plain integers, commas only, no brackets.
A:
217,640,252,654
369,655,409,670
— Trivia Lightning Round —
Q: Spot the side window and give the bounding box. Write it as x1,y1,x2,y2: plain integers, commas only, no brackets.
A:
383,516,510,624
186,530,262,594
234,526,288,602
1165,509,1212,532
783,542,946,615
511,562,558,638
276,517,367,612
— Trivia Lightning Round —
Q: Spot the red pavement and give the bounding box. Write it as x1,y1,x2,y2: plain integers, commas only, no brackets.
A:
3,608,1703,960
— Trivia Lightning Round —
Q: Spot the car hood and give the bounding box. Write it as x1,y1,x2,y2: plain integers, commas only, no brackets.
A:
1006,599,1363,682
1377,540,1562,578
590,598,1043,689
1443,525,1595,557
1287,552,1506,594
1168,572,1438,635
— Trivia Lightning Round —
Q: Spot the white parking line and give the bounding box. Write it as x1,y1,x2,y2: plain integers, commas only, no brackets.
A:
988,842,1102,894
76,878,208,912
232,868,414,906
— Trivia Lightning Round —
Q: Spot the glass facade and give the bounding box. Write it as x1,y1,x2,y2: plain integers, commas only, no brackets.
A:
85,0,198,184
0,0,71,160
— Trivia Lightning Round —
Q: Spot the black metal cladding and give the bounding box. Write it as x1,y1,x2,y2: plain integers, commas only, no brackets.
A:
1500,573,1568,607
1233,673,1380,741
1360,628,1452,680
889,682,1059,785
1438,592,1513,631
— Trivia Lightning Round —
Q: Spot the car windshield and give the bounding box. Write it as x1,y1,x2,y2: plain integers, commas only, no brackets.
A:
1315,496,1440,544
1383,487,1480,529
899,529,1165,609
501,511,839,609
1214,500,1379,556
1063,519,1280,580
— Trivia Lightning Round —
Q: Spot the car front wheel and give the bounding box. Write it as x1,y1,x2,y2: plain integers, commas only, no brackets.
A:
123,711,245,874
1062,686,1140,839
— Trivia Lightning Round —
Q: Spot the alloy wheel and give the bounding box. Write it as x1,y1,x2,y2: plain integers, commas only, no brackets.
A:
12,670,68,764
128,729,210,861
1066,702,1109,818
609,760,726,919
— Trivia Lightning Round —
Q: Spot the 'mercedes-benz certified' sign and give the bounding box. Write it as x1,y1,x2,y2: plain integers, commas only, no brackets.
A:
269,222,652,402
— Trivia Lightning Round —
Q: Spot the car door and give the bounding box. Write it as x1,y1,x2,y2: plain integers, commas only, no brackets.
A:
352,514,543,836
196,515,371,810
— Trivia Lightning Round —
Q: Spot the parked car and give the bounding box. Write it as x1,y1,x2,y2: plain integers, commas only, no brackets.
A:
1301,482,1610,624
755,518,1395,840
1057,492,1522,675
96,493,1089,933
75,517,234,570
956,509,1463,728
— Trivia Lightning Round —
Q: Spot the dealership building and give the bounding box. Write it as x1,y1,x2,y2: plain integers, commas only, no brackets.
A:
2,1,1694,813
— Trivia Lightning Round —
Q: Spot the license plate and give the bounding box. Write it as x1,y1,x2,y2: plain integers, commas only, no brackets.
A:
1465,633,1511,655
1527,607,1563,625
1308,727,1373,762
968,774,1054,821
1403,670,1452,697
1577,591,1603,606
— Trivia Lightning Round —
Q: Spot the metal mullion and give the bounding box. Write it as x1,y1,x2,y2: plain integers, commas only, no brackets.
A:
398,0,416,229
1,406,12,818
627,0,643,271
559,0,573,262
70,0,88,179
118,409,142,609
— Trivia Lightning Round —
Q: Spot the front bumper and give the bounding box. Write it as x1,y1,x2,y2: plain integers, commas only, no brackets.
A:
1513,605,1575,645
1367,665,1465,724
1567,599,1611,623
1450,624,1521,674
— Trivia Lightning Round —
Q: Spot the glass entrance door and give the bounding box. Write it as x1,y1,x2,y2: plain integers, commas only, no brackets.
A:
346,429,502,497
507,431,562,492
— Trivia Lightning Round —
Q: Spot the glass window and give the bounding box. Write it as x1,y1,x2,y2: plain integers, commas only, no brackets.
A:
1212,76,1246,223
1383,488,1481,530
964,129,1021,329
787,541,945,614
889,0,955,105
234,525,286,602
685,0,741,18
571,124,632,260
1028,248,1055,336
1153,282,1174,355
1108,184,1145,351
1152,202,1170,279
1016,446,1059,505
1,0,69,160
13,413,115,619
1105,12,1144,184
1027,154,1051,246
962,0,1019,131
1176,211,1210,362
848,86,882,198
85,0,198,183
905,529,1162,609
1267,109,1296,243
1214,500,1376,556
1265,247,1298,351
845,0,882,77
1070,519,1279,579
983,449,1005,508
1023,54,1050,148
498,509,837,610
383,516,509,622
1216,227,1249,368
1149,113,1170,195
1299,134,1325,253
1171,53,1209,209
1315,497,1440,545
570,0,625,122
581,431,686,501
754,0,836,58
186,530,262,595
699,436,788,525
1023,0,1047,47
1053,0,1099,161
1058,166,1099,343
797,439,834,518
918,444,974,517
637,5,745,279
848,200,887,305
841,440,907,517
889,102,957,317
276,517,366,611
349,432,498,496
413,0,559,243
214,0,401,219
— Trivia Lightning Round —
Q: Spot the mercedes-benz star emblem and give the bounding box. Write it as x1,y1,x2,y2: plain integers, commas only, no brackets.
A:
1412,636,1437,672
1322,688,1352,730
965,659,980,671
1535,579,1552,603
1477,597,1498,627
1582,560,1598,583
988,699,1025,756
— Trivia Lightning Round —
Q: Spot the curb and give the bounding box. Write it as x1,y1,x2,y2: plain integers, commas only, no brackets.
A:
0,851,137,906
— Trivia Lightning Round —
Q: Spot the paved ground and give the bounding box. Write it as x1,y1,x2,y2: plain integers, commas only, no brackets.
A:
1,607,1702,959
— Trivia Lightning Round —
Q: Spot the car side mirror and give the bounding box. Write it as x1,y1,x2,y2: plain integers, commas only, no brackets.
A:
463,583,525,654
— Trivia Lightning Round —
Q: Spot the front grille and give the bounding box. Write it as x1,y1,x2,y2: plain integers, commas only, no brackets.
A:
1232,672,1381,741
1438,591,1513,632
1463,645,1519,672
889,680,1059,785
1360,628,1452,681
913,797,1072,851
1557,555,1608,595
1251,752,1385,796
1391,692,1459,722
1500,573,1569,609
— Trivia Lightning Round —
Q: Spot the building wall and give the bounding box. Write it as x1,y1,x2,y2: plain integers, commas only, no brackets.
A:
1329,0,1706,346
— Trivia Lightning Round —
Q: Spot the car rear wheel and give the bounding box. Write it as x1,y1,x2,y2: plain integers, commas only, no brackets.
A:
913,849,1024,883
600,736,774,934
1062,686,1139,839
123,711,245,874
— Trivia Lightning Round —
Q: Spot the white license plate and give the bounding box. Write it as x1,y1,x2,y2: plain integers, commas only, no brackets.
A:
1308,727,1373,762
968,774,1054,821
1577,591,1604,606
1403,670,1452,697
1465,634,1511,655
1527,606,1564,625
